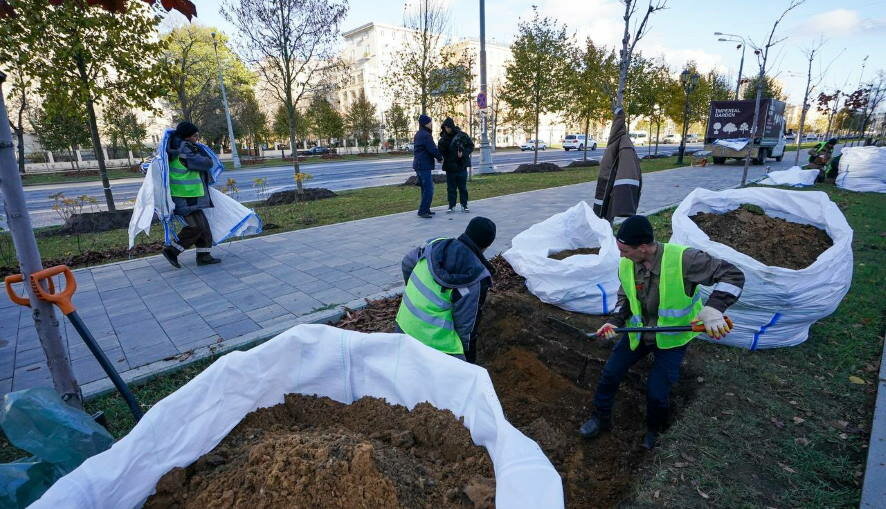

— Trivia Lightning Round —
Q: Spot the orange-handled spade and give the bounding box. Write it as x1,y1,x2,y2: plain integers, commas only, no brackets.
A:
5,265,144,421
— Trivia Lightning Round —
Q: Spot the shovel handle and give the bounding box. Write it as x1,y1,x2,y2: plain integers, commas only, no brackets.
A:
29,265,77,315
5,273,56,308
690,316,735,332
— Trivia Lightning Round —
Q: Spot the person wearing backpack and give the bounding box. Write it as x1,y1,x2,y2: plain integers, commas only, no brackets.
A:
438,117,474,213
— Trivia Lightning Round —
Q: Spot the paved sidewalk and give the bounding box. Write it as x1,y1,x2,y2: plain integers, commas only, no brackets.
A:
0,162,777,396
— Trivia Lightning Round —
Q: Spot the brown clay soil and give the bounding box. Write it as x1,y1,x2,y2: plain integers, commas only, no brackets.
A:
335,256,702,508
691,204,833,269
145,395,495,509
548,247,600,260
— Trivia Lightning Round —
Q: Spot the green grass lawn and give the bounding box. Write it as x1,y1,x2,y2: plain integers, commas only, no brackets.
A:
20,168,142,187
0,157,685,273
223,152,410,170
1,181,878,509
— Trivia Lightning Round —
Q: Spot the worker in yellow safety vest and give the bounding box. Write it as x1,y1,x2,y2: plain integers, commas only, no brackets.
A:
161,122,221,268
579,215,745,449
395,217,497,363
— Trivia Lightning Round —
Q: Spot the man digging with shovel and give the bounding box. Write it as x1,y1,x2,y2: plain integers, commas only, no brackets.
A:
579,215,745,449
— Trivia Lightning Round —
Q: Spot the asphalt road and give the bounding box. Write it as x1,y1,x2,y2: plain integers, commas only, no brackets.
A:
16,144,702,227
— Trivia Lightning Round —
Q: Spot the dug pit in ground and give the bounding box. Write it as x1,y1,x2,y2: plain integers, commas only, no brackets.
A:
335,255,701,508
146,395,494,509
691,204,832,269
548,247,600,260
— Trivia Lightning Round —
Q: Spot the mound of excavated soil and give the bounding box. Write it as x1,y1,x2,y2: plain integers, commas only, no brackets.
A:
548,247,600,260
334,257,701,508
513,162,562,173
691,205,833,269
146,395,494,509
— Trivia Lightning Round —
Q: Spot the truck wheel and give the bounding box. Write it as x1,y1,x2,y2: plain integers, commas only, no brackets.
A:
753,150,767,165
713,157,726,164
592,144,597,151
775,154,783,162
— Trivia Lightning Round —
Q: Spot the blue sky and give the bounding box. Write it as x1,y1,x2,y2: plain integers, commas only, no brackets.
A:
179,0,885,104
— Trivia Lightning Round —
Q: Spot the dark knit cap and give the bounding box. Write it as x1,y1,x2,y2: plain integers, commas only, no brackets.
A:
175,121,199,138
464,216,496,250
442,117,456,129
418,114,432,125
616,215,654,246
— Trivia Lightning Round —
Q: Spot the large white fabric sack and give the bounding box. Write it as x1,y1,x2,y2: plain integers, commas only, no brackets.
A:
670,188,853,349
503,201,619,314
128,128,262,249
758,165,819,187
31,324,563,509
836,146,886,193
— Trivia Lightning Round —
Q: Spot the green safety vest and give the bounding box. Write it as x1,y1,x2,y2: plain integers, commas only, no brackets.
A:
618,243,703,351
395,239,463,355
169,156,205,198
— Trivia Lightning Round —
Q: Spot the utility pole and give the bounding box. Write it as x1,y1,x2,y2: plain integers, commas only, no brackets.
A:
212,32,241,169
0,71,82,408
475,0,493,174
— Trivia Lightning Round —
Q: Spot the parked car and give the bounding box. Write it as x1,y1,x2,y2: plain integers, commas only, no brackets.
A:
661,134,680,144
628,132,647,146
785,133,796,142
804,133,819,141
562,134,597,151
520,139,547,151
299,146,331,156
685,133,701,143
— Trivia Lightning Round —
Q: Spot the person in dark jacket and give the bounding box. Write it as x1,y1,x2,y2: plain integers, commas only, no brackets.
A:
578,215,744,450
161,121,221,268
412,114,443,218
395,217,496,363
438,117,475,213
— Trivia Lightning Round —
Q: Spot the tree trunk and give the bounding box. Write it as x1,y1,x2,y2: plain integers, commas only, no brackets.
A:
533,106,540,165
0,77,83,409
654,120,660,155
287,105,303,194
14,125,25,174
84,98,115,211
583,117,590,161
615,2,632,111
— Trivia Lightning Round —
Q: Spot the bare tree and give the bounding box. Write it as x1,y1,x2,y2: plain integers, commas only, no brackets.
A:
793,37,837,165
614,0,667,111
222,0,348,193
4,66,31,174
385,0,450,116
740,0,806,185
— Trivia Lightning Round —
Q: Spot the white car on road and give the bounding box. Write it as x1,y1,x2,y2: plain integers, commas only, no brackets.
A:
562,134,597,151
520,140,548,151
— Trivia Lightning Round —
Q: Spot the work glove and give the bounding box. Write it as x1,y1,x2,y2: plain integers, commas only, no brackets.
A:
695,306,731,339
595,323,618,340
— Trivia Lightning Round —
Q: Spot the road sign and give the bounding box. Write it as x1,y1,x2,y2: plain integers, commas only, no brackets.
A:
477,92,487,109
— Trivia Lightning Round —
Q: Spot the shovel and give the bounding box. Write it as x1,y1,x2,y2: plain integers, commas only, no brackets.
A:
546,315,734,340
6,265,145,421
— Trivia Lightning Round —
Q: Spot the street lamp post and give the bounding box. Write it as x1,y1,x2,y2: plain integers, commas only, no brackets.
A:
476,0,493,174
715,32,746,100
676,69,700,165
211,32,241,169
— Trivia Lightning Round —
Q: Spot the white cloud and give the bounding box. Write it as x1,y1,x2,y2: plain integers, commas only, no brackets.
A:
639,43,727,75
527,0,625,49
798,9,886,37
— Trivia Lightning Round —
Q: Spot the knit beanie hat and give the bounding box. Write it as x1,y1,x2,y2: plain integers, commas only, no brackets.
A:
175,121,199,138
464,217,496,250
616,215,654,246
418,114,432,126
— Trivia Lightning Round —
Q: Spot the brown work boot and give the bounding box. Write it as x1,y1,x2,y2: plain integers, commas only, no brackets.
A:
162,245,181,269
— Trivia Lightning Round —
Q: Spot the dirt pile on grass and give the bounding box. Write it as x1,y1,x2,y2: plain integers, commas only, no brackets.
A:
548,247,600,260
145,395,494,509
335,257,701,507
691,204,832,269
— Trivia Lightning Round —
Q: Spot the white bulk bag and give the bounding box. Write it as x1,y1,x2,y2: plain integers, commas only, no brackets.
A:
503,201,619,314
837,146,886,193
670,188,853,349
758,166,819,187
31,324,563,509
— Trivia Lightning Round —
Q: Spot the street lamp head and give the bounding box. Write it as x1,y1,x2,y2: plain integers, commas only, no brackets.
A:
714,31,723,35
717,38,728,41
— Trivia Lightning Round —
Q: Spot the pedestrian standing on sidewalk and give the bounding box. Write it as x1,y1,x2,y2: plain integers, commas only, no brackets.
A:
412,114,443,218
578,215,744,450
162,121,222,268
438,117,474,213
